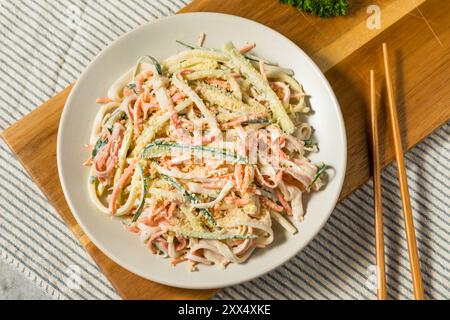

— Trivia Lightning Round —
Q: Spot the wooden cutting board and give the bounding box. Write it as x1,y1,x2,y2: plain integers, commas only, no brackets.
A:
2,0,449,300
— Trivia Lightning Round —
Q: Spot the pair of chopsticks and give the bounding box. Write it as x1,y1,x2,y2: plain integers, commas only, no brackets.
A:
369,43,424,300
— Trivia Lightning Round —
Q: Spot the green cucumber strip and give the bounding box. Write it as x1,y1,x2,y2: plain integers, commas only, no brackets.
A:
224,42,295,134
175,40,278,66
134,55,162,78
126,83,138,95
161,174,217,227
177,230,257,240
142,141,248,164
92,137,109,158
105,109,126,130
308,163,327,190
303,139,314,147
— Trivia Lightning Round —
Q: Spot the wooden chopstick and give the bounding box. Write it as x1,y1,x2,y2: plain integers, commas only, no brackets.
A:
382,43,424,300
369,70,387,300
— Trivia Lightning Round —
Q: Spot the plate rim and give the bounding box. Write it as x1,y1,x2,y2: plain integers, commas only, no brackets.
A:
57,12,347,290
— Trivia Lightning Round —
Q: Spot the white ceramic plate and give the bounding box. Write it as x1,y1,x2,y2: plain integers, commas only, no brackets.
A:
57,12,346,289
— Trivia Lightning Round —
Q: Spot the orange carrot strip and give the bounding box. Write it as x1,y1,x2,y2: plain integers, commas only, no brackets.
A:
96,97,113,104
260,197,284,212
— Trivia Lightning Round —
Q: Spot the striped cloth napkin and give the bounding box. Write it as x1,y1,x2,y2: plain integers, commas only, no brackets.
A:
0,0,448,300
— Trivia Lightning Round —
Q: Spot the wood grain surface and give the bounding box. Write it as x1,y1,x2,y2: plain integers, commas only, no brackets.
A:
2,0,449,300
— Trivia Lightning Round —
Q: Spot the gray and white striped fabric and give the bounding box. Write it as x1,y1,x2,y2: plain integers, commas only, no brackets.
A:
0,0,448,300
